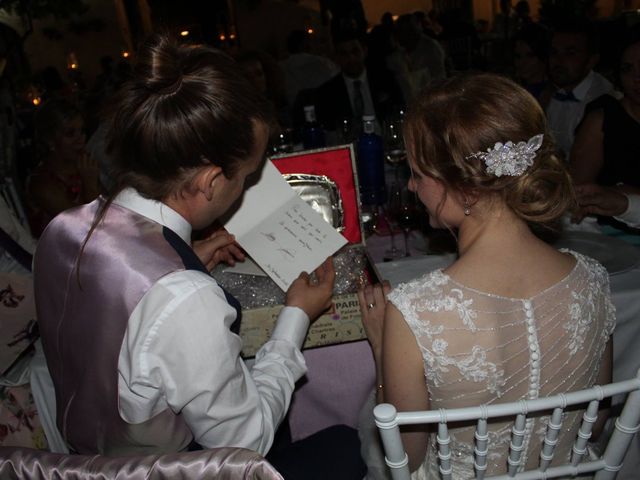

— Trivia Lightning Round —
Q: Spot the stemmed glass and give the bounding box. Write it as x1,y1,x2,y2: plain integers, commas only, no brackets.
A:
383,114,407,185
382,183,403,260
270,129,294,155
396,188,419,256
381,113,407,260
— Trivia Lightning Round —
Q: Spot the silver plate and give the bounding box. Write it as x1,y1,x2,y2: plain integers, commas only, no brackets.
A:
284,174,345,233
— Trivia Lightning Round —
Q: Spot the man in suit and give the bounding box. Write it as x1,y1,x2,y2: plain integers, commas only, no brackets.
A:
308,30,404,134
546,20,615,159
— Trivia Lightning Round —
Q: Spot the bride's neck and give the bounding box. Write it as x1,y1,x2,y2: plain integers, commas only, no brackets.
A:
457,207,533,256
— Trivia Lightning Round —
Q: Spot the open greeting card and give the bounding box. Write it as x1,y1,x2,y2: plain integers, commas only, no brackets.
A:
223,160,348,291
216,145,379,357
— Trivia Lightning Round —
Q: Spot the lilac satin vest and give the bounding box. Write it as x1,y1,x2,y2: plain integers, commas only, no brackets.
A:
34,198,217,456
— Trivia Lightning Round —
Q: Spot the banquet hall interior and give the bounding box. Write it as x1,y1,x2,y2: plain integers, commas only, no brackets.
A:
1,0,640,479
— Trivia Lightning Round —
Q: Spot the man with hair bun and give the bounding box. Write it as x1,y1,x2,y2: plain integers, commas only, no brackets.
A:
33,34,365,479
358,73,614,477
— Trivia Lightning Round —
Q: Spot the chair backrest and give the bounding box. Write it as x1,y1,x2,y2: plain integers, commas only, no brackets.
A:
0,446,284,480
374,372,640,480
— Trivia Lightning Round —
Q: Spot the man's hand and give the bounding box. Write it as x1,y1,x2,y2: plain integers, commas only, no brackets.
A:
285,257,336,322
193,229,246,271
574,184,629,222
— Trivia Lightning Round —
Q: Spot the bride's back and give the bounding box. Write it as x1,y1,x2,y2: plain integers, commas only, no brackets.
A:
387,74,616,478
390,251,614,477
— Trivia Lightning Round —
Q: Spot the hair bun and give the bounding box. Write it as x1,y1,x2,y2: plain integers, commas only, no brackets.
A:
136,34,184,95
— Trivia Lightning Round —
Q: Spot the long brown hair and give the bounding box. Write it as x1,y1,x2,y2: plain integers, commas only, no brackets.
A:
77,34,274,281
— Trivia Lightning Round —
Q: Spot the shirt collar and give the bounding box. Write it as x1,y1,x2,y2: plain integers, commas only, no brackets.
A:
343,69,368,86
564,70,594,101
113,188,192,244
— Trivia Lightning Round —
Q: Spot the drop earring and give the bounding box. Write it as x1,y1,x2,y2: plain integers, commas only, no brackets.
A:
463,200,471,216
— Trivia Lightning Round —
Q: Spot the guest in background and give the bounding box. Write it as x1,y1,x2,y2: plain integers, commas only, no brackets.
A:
546,19,615,159
512,23,552,106
308,29,404,132
514,1,533,31
85,59,133,193
491,0,517,42
320,0,368,38
425,10,445,39
34,34,364,480
358,73,613,477
237,50,290,129
394,14,447,89
570,31,640,187
280,29,337,111
576,183,640,228
26,99,99,236
366,24,412,104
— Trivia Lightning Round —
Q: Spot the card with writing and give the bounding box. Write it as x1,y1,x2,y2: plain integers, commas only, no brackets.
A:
223,160,348,291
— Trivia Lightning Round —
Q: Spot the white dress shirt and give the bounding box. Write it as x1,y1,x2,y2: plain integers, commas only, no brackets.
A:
344,71,375,119
546,70,615,158
406,35,446,86
616,194,640,228
113,189,310,454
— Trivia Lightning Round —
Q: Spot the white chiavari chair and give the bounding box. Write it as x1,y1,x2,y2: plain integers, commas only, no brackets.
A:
374,371,640,480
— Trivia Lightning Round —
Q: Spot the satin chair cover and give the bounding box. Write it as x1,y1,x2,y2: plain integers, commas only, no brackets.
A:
0,446,284,480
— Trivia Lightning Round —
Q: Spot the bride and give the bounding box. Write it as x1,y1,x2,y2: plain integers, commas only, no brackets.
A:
358,73,615,478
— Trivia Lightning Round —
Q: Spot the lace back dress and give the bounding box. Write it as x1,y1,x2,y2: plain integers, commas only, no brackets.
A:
387,251,616,479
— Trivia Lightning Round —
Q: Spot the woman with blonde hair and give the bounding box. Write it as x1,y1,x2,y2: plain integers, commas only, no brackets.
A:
359,73,614,478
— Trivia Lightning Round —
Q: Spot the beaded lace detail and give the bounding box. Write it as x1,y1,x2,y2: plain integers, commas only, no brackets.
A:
387,251,615,480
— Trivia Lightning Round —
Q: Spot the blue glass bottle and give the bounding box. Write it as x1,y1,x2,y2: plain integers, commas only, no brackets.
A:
302,105,326,149
357,115,386,206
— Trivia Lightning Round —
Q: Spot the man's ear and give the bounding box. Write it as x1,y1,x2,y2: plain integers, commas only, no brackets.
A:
196,165,224,201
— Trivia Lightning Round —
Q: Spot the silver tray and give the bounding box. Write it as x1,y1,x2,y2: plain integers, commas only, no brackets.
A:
284,173,345,233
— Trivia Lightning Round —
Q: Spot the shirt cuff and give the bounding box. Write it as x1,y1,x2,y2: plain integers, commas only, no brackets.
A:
271,306,310,349
615,194,640,228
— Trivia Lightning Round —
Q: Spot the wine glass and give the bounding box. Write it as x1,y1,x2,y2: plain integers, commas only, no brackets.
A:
381,183,403,260
270,129,294,155
383,115,407,185
396,188,419,257
338,117,357,145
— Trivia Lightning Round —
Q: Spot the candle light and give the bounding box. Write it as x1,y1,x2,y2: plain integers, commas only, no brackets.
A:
67,52,79,70
26,85,42,107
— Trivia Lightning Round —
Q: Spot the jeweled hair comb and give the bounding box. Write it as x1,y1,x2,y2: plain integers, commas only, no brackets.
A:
466,134,544,177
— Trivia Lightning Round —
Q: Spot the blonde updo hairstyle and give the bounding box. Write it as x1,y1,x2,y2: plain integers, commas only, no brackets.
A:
404,73,575,230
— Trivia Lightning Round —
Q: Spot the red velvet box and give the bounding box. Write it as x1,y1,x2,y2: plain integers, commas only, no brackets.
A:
237,145,380,357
